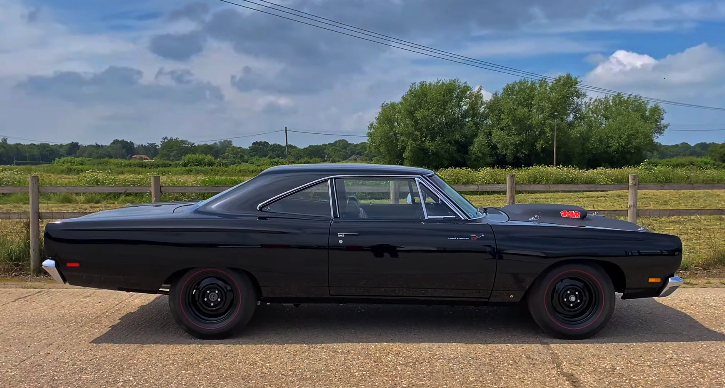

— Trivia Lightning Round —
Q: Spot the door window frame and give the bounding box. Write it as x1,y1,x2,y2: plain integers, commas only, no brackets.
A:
257,178,334,219
254,174,467,221
332,176,464,221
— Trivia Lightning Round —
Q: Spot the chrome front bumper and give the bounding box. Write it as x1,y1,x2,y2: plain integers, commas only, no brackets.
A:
42,259,66,284
657,276,683,297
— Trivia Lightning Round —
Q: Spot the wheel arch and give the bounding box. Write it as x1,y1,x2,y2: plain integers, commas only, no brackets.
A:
162,267,263,299
522,258,626,301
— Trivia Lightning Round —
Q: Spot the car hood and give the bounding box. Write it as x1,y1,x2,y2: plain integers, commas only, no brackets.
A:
64,201,197,222
491,204,646,232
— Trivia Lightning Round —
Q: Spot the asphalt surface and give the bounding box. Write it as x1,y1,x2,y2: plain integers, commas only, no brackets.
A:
1,288,724,388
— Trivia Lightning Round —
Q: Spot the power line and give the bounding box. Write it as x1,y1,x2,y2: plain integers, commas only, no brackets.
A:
195,129,286,143
669,128,725,132
0,134,63,144
287,129,368,138
220,0,725,112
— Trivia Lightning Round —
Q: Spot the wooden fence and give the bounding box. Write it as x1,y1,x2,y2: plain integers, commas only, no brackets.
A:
1,174,724,274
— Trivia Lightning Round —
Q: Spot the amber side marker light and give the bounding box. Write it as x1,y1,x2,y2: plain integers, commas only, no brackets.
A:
66,262,80,268
648,277,662,283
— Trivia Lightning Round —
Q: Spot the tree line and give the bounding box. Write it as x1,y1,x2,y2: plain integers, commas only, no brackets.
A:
0,137,371,165
2,73,724,167
367,74,724,168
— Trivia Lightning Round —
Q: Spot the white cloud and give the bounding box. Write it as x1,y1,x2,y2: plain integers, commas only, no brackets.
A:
584,44,725,97
588,50,657,77
583,44,725,144
2,0,725,147
0,1,138,77
474,86,494,101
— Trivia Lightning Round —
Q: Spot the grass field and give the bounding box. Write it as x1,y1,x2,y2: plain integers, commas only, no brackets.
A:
3,164,725,187
2,164,724,274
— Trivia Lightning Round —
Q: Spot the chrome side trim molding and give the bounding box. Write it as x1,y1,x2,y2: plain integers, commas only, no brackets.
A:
42,259,66,284
657,276,683,297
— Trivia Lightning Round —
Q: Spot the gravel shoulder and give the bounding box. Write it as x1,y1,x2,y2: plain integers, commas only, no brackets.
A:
1,287,724,387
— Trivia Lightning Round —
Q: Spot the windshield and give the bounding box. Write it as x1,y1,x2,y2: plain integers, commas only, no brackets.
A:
428,174,483,219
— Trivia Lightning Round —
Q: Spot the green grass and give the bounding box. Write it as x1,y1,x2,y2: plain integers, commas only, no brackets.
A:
2,163,725,274
2,165,725,187
463,190,725,210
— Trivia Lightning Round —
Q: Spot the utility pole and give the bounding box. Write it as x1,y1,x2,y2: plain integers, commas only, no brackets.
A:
284,126,289,163
553,119,557,167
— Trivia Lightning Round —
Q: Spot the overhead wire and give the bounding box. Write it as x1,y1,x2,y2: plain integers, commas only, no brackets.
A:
219,0,725,112
195,129,286,143
287,129,368,138
0,134,63,144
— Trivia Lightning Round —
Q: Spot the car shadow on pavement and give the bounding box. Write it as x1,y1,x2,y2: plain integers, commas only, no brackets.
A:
92,295,725,345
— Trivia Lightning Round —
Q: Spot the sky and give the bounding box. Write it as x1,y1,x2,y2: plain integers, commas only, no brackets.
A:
1,0,724,147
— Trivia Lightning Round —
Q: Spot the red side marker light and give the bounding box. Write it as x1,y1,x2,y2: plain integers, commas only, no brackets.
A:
560,210,581,218
66,262,80,267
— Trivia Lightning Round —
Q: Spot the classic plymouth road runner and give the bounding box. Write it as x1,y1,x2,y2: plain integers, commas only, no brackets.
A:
42,164,683,339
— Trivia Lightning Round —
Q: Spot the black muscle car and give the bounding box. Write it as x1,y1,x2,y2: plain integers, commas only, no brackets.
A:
42,164,683,340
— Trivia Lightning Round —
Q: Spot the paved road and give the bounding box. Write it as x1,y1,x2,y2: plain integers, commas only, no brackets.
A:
1,288,724,388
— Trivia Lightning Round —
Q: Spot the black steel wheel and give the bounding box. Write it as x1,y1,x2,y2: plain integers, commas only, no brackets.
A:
169,268,257,339
527,263,615,340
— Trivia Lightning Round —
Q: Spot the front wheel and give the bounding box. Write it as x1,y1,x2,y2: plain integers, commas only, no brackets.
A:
527,263,615,340
169,268,257,339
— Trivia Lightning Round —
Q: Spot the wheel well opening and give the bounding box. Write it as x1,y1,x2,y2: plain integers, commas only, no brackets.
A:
595,261,626,293
231,268,263,299
162,268,191,289
162,268,263,299
525,259,627,297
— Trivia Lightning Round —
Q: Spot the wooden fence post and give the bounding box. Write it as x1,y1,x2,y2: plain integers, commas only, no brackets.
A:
506,174,516,205
151,176,161,203
628,174,638,223
29,176,40,275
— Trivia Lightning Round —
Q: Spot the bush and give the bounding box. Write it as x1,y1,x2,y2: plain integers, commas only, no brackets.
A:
53,157,94,166
641,157,725,169
180,154,219,168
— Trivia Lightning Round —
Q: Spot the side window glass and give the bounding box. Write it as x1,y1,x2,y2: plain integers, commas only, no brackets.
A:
335,178,423,220
262,181,331,217
420,183,458,218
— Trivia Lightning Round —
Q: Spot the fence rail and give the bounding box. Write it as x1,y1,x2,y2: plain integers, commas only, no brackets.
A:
2,174,724,274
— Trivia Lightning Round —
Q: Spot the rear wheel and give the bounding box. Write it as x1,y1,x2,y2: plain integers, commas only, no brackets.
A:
169,268,257,339
527,263,615,339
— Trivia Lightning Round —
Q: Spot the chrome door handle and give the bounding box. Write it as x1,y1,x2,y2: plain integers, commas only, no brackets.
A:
338,233,358,237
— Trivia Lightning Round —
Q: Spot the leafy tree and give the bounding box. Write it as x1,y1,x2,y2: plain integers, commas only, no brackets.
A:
368,79,485,168
134,143,159,158
474,74,585,167
221,146,250,164
649,142,717,159
109,139,136,159
709,143,725,163
158,137,196,161
574,94,667,168
64,142,81,157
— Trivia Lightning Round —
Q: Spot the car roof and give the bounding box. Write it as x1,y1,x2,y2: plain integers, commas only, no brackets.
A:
259,163,435,176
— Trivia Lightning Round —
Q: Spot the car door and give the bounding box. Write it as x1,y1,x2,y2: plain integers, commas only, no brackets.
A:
328,176,497,299
240,179,333,298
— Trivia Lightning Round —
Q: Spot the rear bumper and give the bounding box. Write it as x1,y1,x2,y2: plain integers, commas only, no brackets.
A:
42,259,66,284
657,276,683,298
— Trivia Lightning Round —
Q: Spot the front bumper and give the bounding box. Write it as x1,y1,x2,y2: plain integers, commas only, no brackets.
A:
657,276,683,297
42,259,66,284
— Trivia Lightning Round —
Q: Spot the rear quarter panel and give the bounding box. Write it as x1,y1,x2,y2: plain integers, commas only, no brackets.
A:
43,213,330,296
